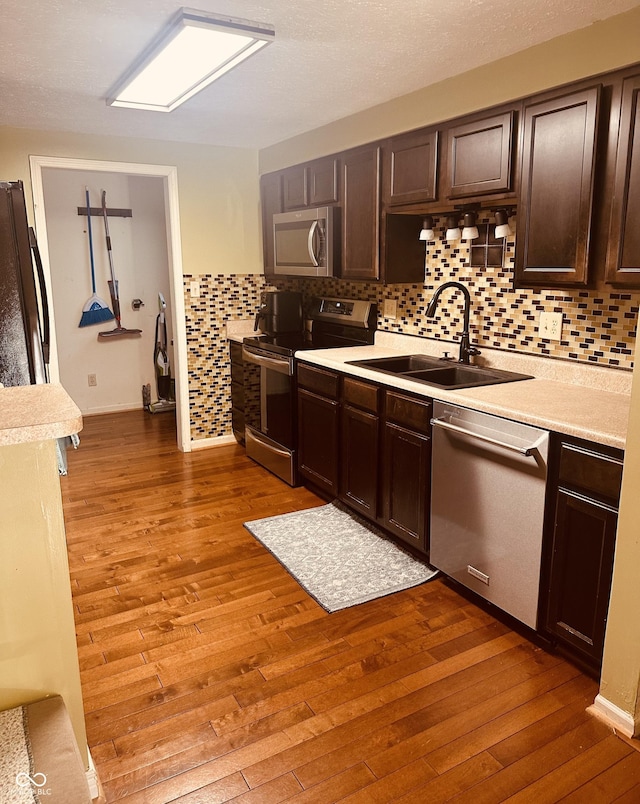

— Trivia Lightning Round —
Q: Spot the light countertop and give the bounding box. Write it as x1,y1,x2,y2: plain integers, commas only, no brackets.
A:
0,383,83,446
296,344,630,450
226,320,260,343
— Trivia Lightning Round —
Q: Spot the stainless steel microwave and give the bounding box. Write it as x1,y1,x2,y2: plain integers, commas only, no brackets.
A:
273,206,338,277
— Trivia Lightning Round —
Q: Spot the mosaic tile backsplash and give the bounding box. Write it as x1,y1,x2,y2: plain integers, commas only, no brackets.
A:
185,222,638,439
184,273,268,440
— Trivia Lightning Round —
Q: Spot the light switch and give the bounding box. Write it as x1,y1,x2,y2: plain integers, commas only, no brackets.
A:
189,281,200,298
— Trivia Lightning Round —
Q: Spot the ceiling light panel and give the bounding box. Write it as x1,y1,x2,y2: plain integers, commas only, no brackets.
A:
107,9,275,113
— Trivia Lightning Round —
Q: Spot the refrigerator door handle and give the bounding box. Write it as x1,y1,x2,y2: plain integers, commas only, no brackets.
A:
28,227,50,369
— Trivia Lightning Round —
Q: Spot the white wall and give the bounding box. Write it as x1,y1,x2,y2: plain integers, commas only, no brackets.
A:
42,168,171,414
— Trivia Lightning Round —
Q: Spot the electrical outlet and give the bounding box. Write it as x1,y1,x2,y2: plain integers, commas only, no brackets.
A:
539,311,563,341
190,280,200,298
383,298,397,319
88,373,97,387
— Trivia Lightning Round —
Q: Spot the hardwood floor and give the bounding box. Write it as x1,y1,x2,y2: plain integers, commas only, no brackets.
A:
61,410,640,803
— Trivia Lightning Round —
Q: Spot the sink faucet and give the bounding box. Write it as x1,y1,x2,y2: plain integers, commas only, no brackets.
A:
425,281,481,365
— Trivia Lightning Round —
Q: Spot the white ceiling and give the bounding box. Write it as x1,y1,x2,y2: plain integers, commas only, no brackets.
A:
1,0,638,150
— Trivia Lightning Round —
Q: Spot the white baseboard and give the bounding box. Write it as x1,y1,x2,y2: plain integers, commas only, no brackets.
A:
589,694,637,737
82,403,145,416
86,747,103,801
190,434,238,450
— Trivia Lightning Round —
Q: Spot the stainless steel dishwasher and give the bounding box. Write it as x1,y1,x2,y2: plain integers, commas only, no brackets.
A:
430,402,549,629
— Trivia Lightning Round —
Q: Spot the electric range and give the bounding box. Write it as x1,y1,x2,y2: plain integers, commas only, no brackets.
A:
242,297,377,485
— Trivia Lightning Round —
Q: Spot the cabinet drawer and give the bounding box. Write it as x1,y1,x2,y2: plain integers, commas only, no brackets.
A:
558,442,623,504
385,391,432,435
343,377,379,413
297,363,339,399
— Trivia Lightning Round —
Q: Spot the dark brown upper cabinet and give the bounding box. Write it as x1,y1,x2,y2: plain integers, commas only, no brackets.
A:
385,129,439,206
259,172,283,276
444,110,515,199
307,156,340,206
341,145,381,281
515,86,601,288
282,156,340,210
282,164,307,210
605,73,640,287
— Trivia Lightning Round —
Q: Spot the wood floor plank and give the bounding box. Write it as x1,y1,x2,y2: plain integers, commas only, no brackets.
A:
58,411,639,804
396,752,504,803
338,758,436,803
561,751,640,802
503,734,633,803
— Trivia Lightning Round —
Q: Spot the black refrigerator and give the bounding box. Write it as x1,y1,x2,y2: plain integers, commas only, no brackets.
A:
0,180,49,386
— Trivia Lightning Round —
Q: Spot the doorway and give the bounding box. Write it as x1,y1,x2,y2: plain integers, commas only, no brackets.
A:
29,156,190,451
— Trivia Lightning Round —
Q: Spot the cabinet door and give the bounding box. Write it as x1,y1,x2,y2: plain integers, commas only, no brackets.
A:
386,129,438,205
340,404,378,519
445,111,514,198
282,164,307,210
381,422,430,554
515,86,600,288
297,388,339,496
605,74,640,287
545,489,617,670
260,172,283,274
341,146,381,281
307,157,340,206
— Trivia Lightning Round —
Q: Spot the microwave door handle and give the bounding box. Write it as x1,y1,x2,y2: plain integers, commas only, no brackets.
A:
307,221,320,267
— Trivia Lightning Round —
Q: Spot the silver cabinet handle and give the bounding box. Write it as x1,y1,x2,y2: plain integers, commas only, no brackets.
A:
431,417,546,457
307,220,319,267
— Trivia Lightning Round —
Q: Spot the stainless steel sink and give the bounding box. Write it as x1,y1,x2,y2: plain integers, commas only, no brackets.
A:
347,354,533,389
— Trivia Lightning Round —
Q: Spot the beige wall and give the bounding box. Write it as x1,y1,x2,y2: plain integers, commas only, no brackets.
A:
0,126,263,276
259,6,640,172
0,439,87,764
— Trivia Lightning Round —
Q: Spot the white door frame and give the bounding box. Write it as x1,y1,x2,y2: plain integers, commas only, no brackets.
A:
29,155,191,452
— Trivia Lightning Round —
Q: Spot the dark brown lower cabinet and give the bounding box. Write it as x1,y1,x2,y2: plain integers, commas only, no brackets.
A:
541,437,623,675
296,364,432,557
381,391,432,555
340,403,379,519
381,422,430,554
297,388,339,496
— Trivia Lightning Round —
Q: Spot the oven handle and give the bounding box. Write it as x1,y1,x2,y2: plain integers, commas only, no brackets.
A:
242,346,293,376
246,427,293,458
431,417,546,457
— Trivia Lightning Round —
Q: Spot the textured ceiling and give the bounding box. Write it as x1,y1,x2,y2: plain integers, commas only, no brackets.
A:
1,0,638,149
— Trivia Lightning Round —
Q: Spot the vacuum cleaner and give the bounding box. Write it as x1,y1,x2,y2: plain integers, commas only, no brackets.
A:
148,292,176,414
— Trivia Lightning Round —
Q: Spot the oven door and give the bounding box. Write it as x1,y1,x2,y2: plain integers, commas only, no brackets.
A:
242,344,297,485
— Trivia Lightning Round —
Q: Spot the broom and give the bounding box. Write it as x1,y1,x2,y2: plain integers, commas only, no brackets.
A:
79,187,114,327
